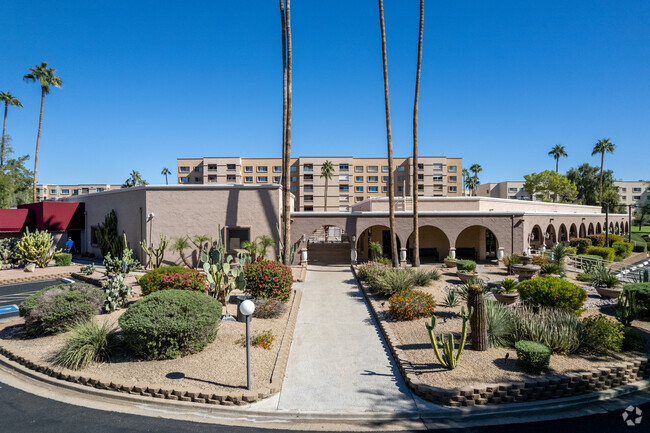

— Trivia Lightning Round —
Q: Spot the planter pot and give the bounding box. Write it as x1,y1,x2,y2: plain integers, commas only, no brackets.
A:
444,259,457,269
457,271,476,283
494,292,519,305
518,255,533,265
595,287,623,299
24,263,36,273
510,264,540,282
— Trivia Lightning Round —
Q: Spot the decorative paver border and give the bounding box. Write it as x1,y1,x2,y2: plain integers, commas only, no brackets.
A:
0,287,302,406
0,272,73,286
352,266,650,407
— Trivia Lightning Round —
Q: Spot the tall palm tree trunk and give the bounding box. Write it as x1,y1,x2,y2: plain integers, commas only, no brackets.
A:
279,0,288,262
1,102,7,167
324,177,328,211
598,152,604,204
412,0,424,268
281,0,293,265
555,157,559,173
33,88,45,203
378,0,399,267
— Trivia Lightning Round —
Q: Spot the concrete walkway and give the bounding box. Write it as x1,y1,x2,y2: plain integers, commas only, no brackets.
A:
276,265,437,414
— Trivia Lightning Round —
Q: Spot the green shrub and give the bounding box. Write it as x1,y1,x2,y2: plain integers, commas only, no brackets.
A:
0,238,20,265
622,327,646,352
119,290,222,360
503,254,521,266
509,305,581,353
586,247,616,261
633,243,648,253
456,260,476,272
539,263,560,275
515,341,551,373
497,278,518,293
138,266,207,296
389,289,435,321
531,255,547,266
612,241,634,259
588,233,624,247
374,257,392,266
442,290,460,308
580,315,624,354
486,300,512,347
576,272,592,282
16,228,59,268
569,238,592,254
427,269,441,281
619,283,650,315
590,268,620,288
53,320,119,370
54,253,72,266
20,283,104,337
564,246,577,255
373,268,415,297
252,298,287,319
80,263,96,275
517,276,587,315
412,269,432,287
244,261,293,302
357,261,390,281
103,248,140,275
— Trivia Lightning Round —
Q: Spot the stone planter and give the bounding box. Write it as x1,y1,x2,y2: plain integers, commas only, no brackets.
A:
444,259,457,269
494,291,519,305
518,255,533,265
510,264,540,281
457,271,476,283
595,287,623,299
24,263,36,273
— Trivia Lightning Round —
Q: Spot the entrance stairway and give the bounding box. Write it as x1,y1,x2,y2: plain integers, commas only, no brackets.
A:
308,242,351,265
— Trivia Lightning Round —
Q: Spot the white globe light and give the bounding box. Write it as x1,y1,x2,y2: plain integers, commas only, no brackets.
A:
240,299,255,316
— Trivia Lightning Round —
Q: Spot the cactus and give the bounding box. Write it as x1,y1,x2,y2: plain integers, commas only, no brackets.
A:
139,234,169,269
275,223,297,264
103,248,140,276
96,210,123,259
425,307,473,369
101,273,132,312
616,289,640,326
16,228,60,268
467,282,489,351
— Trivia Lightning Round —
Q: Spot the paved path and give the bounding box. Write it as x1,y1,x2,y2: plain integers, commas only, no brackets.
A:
276,265,435,413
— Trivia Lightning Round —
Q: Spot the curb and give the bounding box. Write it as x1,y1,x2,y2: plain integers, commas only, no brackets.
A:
0,272,73,286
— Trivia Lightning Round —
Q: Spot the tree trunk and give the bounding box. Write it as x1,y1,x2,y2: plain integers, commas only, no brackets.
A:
282,0,293,265
324,176,328,211
378,0,399,268
1,101,7,167
599,152,604,205
33,88,45,203
555,157,559,173
412,0,424,268
467,284,488,351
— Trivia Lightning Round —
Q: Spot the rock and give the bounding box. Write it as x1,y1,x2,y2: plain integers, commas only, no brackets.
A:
24,263,36,272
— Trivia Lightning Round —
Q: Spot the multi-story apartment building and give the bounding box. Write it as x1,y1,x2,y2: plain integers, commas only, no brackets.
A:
177,156,463,211
615,180,649,208
476,181,531,200
36,184,122,202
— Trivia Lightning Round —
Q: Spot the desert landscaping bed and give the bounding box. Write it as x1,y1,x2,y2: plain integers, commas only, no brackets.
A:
355,263,650,406
0,285,302,405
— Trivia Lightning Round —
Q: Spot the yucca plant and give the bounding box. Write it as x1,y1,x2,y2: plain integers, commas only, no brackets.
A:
411,269,432,287
427,269,441,281
373,269,415,297
442,289,459,308
485,300,512,347
497,278,518,293
591,268,620,288
54,320,119,370
508,305,581,354
457,278,486,301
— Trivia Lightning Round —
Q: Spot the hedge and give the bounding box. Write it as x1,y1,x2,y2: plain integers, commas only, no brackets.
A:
586,246,616,262
569,238,592,255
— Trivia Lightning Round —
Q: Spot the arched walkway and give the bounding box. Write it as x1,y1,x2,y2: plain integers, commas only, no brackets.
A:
596,222,602,234
307,225,350,265
559,224,568,243
455,225,499,261
569,223,578,239
615,222,620,234
579,223,587,238
545,224,557,247
529,225,544,249
406,225,450,263
588,223,594,235
356,225,400,262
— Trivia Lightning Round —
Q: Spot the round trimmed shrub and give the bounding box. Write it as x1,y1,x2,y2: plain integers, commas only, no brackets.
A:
19,283,104,337
137,266,207,295
517,276,587,315
119,290,222,360
244,261,293,302
389,289,435,321
580,315,624,354
586,246,616,262
515,340,551,373
54,253,72,266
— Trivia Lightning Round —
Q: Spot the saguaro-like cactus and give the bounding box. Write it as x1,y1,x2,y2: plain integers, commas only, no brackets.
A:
425,307,473,369
467,283,488,351
139,234,169,269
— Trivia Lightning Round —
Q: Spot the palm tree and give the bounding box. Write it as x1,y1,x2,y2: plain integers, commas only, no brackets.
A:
191,234,211,268
257,235,277,260
378,0,399,267
161,167,171,185
320,160,334,211
279,0,293,265
462,168,471,196
122,170,148,188
591,138,615,204
23,62,63,202
171,236,192,268
548,144,567,173
411,0,424,268
469,163,482,196
0,92,23,167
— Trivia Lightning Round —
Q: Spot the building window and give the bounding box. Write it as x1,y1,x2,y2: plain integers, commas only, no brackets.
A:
418,163,424,171
355,176,364,182
291,166,297,172
180,177,189,183
448,166,457,172
339,205,349,211
355,196,364,202
227,175,236,182
304,195,313,202
304,174,313,181
50,189,57,194
291,176,297,182
509,195,517,199
449,176,457,182
433,174,443,181
304,185,313,192
304,206,313,211
227,164,236,170
633,187,642,192
369,186,379,192
418,174,424,181
354,166,363,173
339,174,349,181
245,176,253,182
339,195,349,202
508,187,518,192
226,227,250,250
273,166,282,172
273,176,281,183
621,196,627,200
290,186,297,192
245,166,253,172
633,196,641,200
194,177,201,182
61,189,69,194
209,175,218,182
449,186,457,192
397,186,404,192
304,164,313,172
195,166,203,172
208,164,217,171
179,166,190,172
339,163,349,171
355,186,364,192
398,166,406,172
367,166,378,173
382,176,389,182
433,163,442,171
368,176,378,182
339,185,349,192
382,166,389,172
257,166,268,172
257,176,268,183
418,184,424,191
397,175,405,182
97,188,104,192
381,186,388,192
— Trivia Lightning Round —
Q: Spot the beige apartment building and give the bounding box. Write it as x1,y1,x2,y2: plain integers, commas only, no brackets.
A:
177,156,463,211
36,184,122,202
615,180,649,208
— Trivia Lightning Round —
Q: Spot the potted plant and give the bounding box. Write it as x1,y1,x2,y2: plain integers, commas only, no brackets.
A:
456,259,477,283
444,255,457,268
592,268,622,299
493,277,519,304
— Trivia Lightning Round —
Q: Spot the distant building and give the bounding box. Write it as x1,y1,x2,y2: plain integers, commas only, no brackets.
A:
36,184,122,202
615,180,649,208
476,181,532,200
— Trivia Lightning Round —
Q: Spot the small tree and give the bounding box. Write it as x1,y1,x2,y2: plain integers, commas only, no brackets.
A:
320,160,334,211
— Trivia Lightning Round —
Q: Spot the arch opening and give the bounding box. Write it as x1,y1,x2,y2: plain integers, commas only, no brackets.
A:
406,226,450,263
456,225,499,261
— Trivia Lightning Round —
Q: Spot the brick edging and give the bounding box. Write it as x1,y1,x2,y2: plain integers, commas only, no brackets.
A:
0,272,73,287
351,265,650,407
0,288,303,406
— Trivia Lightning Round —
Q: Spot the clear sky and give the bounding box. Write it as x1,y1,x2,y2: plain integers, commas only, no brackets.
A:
2,1,648,186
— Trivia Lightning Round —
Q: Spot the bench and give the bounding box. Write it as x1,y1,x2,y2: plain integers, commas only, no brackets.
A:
408,248,439,263
455,248,477,261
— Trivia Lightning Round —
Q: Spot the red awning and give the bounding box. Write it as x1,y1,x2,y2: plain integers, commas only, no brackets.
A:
0,209,29,232
18,202,84,231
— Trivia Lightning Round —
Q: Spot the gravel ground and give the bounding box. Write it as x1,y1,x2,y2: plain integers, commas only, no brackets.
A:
371,263,649,389
0,290,294,394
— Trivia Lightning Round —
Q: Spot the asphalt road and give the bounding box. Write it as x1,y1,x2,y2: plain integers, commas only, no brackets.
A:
0,380,646,433
0,279,61,308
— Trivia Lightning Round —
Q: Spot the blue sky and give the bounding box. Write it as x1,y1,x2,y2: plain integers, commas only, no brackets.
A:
2,1,648,186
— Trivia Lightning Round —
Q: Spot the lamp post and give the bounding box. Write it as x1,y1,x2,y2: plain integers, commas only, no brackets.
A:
599,202,610,248
239,299,255,390
628,204,636,243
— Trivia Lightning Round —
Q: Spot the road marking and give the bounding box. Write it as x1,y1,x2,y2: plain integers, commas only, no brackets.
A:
0,305,18,314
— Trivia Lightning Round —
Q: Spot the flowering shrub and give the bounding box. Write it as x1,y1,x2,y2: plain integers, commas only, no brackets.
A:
517,276,587,315
531,255,547,266
138,266,207,295
569,238,592,254
588,233,623,247
237,330,274,350
389,289,435,321
244,261,293,302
